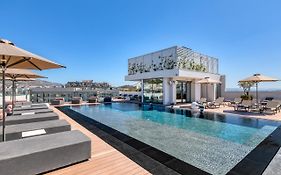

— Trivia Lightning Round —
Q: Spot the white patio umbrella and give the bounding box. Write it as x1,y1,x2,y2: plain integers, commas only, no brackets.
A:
0,39,65,141
239,73,279,104
198,77,221,101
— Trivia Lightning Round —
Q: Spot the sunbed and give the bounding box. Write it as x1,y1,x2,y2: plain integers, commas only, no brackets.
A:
13,104,48,111
0,130,91,175
198,98,207,105
263,101,280,114
1,112,59,125
231,98,242,110
236,100,252,112
12,108,53,115
207,97,225,108
0,119,71,141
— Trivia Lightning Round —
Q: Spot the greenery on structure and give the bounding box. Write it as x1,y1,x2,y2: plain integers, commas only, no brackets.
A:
128,54,208,75
238,82,255,100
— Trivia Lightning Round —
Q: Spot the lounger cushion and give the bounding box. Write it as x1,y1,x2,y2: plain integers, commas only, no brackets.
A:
1,112,59,125
0,120,71,141
13,104,48,111
0,130,91,175
12,108,53,115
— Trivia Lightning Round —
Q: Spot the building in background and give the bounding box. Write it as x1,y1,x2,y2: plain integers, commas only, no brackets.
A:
125,46,225,105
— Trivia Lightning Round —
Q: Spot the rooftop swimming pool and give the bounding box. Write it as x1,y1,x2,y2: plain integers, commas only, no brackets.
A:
70,103,280,175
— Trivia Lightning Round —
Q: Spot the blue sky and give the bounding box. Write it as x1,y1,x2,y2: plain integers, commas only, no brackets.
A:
1,0,281,89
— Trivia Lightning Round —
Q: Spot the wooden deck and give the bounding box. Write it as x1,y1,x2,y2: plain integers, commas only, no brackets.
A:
45,106,151,175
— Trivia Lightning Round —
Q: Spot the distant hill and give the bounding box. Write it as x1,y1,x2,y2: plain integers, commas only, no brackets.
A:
0,80,63,89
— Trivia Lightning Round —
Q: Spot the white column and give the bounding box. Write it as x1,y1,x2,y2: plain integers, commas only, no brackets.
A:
207,84,216,101
141,79,144,103
191,80,201,102
163,78,170,105
171,80,176,105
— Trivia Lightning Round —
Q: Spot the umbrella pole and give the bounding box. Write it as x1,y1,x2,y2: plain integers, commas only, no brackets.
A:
256,82,259,105
12,79,15,113
206,84,208,101
2,68,6,142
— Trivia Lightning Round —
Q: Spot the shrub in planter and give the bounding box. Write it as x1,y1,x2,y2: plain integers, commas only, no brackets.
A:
241,94,253,100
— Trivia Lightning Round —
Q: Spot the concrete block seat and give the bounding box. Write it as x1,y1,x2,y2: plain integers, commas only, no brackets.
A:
1,112,59,126
13,104,49,111
0,120,71,141
12,108,53,116
15,101,32,106
0,130,91,175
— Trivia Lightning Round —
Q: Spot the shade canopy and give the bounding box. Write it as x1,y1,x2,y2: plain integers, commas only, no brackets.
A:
0,68,46,79
239,74,279,83
0,39,64,142
198,77,221,84
0,39,65,70
239,74,280,105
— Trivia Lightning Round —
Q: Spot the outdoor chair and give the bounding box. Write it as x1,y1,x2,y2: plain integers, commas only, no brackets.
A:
1,112,59,126
207,97,225,108
71,97,82,104
236,100,252,112
0,130,91,175
0,119,71,141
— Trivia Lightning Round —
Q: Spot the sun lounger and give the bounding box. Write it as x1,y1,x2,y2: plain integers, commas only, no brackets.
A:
1,112,59,125
207,97,224,108
0,119,71,141
0,130,91,175
13,104,48,111
236,100,252,112
263,101,280,114
12,108,53,116
15,101,32,106
198,98,207,105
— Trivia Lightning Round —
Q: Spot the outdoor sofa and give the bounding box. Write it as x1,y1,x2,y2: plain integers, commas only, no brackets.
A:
71,97,82,104
88,96,97,103
0,119,71,141
51,97,65,105
0,130,91,175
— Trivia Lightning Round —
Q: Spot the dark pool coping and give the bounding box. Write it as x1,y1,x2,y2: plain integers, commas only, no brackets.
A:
58,106,281,175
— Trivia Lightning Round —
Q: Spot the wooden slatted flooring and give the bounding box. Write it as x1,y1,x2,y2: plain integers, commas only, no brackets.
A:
46,106,151,175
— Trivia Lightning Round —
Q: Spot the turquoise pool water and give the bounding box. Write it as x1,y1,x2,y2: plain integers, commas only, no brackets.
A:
71,103,278,175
